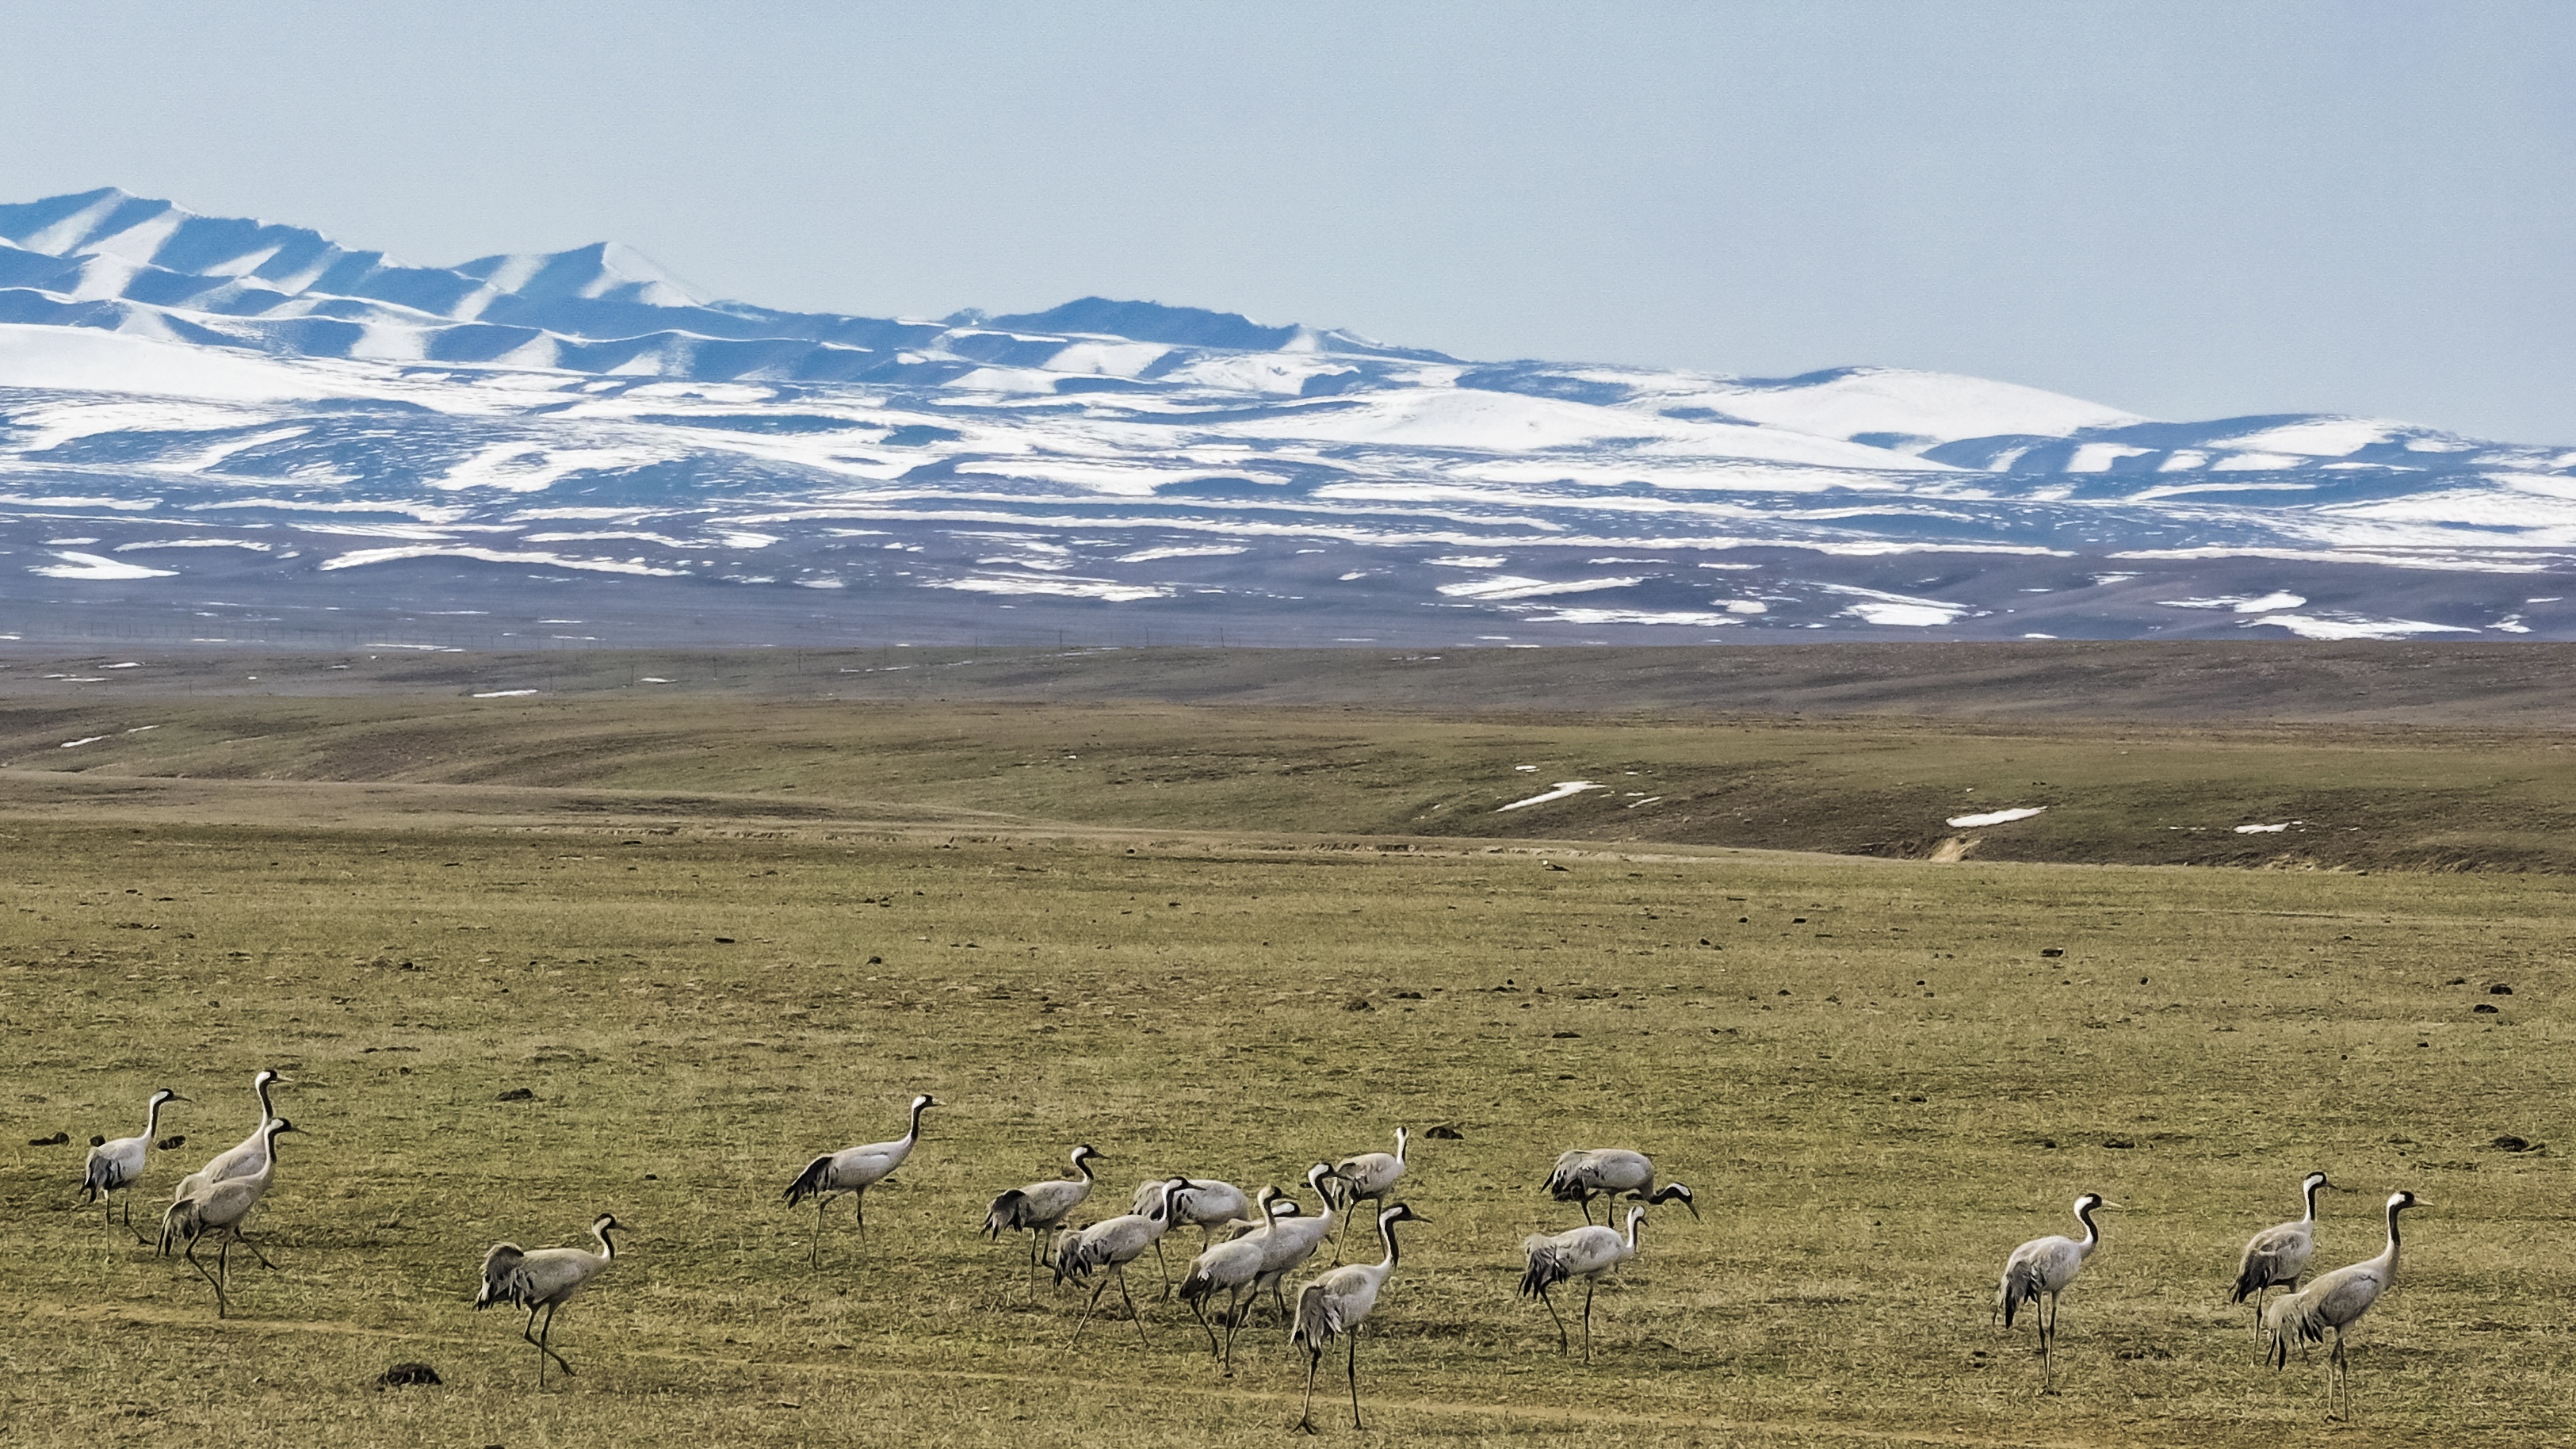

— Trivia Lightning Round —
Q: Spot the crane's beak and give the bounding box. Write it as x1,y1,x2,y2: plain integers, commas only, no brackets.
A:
1681,1198,1702,1221
167,1093,192,1103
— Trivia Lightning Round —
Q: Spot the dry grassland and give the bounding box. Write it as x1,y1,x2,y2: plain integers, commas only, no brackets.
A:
0,673,2568,1446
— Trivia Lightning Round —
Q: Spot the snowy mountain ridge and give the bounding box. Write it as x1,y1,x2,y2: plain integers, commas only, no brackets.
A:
0,186,2567,648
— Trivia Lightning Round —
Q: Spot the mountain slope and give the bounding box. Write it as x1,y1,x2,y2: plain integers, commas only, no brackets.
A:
0,187,2567,648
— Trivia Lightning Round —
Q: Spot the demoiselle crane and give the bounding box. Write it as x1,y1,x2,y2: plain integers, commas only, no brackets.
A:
1057,1177,1187,1348
2265,1190,2421,1419
1290,1202,1427,1435
159,1116,303,1318
983,1143,1106,1289
476,1213,625,1388
1520,1203,1649,1361
1995,1191,2111,1382
80,1087,185,1235
2231,1171,2337,1331
783,1092,934,1266
1542,1148,1699,1225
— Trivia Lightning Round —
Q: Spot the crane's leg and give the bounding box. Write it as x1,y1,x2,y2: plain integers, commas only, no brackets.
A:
1537,1284,1567,1355
2328,1329,2346,1420
852,1186,868,1241
538,1301,575,1382
1582,1279,1598,1363
521,1304,544,1386
1580,1192,1598,1227
1294,1344,1323,1435
1221,1288,1246,1374
1069,1274,1110,1348
235,1225,277,1270
1114,1264,1150,1347
1187,1290,1217,1355
1346,1325,1364,1430
183,1233,227,1319
1152,1236,1173,1297
808,1191,831,1267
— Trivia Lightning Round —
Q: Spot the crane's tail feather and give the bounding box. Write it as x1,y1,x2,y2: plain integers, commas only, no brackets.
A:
476,1243,529,1309
1288,1279,1340,1354
1997,1265,2043,1329
983,1189,1027,1241
782,1156,834,1206
1519,1240,1570,1298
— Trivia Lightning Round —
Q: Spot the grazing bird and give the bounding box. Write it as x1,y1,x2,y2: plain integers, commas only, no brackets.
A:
476,1213,625,1388
175,1068,283,1199
2265,1190,2421,1419
783,1092,934,1266
1179,1187,1282,1371
2231,1171,2337,1329
984,1144,1106,1288
1995,1191,2110,1381
1249,1164,1343,1322
1057,1178,1187,1347
80,1087,185,1235
1542,1148,1700,1225
1290,1202,1427,1435
1520,1204,1649,1361
1328,1129,1408,1255
1131,1176,1248,1291
159,1117,303,1319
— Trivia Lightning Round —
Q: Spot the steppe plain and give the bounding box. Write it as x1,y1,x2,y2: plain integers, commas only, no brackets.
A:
1,642,2570,1447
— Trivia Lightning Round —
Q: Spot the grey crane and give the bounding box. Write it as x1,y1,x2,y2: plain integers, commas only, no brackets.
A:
1179,1186,1282,1371
983,1144,1106,1290
1995,1191,2111,1382
1248,1164,1343,1323
1541,1148,1699,1225
2231,1171,2337,1331
1327,1128,1408,1258
782,1092,934,1266
1056,1177,1187,1347
159,1116,304,1318
1129,1175,1248,1293
1290,1202,1427,1435
2265,1190,2421,1419
80,1087,185,1236
174,1068,283,1200
476,1213,625,1388
1520,1203,1649,1361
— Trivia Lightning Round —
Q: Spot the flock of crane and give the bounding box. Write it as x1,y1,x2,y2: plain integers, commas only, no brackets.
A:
78,1075,2419,1428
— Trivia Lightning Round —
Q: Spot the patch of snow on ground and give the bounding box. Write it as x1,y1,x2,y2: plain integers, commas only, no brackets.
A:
1498,780,1602,812
33,550,177,579
2234,821,2299,833
1524,607,1738,626
2242,613,2477,640
1436,574,1644,601
316,545,685,576
472,690,540,698
1426,555,1506,568
59,736,108,747
1118,545,1248,562
113,538,273,551
2158,591,2307,612
928,575,1172,602
1947,806,2047,828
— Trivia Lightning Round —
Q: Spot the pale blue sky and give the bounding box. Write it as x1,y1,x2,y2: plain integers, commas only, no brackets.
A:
4,2,2570,438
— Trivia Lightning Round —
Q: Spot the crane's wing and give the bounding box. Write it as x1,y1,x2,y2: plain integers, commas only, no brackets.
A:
1519,1237,1571,1297
476,1243,529,1308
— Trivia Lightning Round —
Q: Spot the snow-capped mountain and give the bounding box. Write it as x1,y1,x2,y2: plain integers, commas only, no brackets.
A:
0,186,2567,648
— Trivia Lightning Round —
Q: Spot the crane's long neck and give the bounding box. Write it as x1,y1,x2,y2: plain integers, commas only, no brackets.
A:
1073,1152,1096,1183
1374,1214,1405,1276
2301,1177,2322,1224
904,1099,928,1145
1393,1129,1408,1166
2379,1201,2405,1271
141,1095,165,1140
1624,1210,1644,1255
2074,1201,2101,1256
593,1222,618,1262
254,1075,276,1124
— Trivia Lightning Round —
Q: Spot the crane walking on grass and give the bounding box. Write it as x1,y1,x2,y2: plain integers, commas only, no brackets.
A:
1328,1128,1407,1259
1131,1175,1248,1293
784,1092,934,1267
159,1117,303,1318
2231,1171,2337,1332
1995,1191,2110,1383
1290,1202,1427,1435
1520,1204,1649,1361
80,1087,185,1237
1179,1186,1282,1371
1057,1178,1188,1348
1542,1148,1699,1225
477,1213,625,1389
983,1144,1105,1290
1248,1164,1342,1323
2265,1190,2420,1420
175,1068,282,1200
